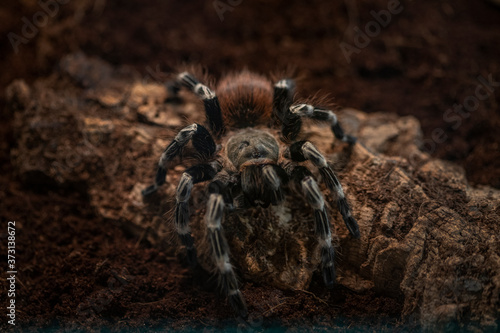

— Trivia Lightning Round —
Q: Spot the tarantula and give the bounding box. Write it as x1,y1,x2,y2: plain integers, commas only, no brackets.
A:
142,70,360,317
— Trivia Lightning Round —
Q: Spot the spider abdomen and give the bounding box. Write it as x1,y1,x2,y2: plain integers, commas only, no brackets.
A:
216,71,273,128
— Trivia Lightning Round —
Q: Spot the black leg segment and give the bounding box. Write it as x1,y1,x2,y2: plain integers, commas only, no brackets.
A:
174,163,218,267
241,164,288,207
287,103,357,144
289,165,337,288
178,72,225,137
205,192,248,317
286,141,360,238
142,123,216,197
273,79,296,124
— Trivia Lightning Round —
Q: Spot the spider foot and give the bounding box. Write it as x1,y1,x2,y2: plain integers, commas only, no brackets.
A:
321,246,336,289
218,270,247,318
141,184,158,197
185,247,198,268
141,165,167,197
338,197,361,239
155,166,167,186
229,291,248,318
343,134,357,145
343,215,361,239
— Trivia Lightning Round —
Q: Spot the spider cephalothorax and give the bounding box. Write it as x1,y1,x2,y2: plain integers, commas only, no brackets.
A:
142,70,360,317
226,129,280,168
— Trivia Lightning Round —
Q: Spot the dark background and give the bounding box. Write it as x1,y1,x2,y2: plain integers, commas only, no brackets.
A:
1,0,499,330
2,0,500,187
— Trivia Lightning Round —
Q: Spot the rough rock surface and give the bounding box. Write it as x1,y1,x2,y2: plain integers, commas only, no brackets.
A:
8,54,500,331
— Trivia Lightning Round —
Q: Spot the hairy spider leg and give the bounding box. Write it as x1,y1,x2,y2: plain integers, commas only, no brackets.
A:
287,141,360,238
177,72,225,137
288,165,337,288
205,181,248,318
282,103,357,144
142,123,216,196
175,164,218,267
272,78,296,125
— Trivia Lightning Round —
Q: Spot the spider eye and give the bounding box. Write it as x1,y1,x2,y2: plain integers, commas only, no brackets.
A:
238,141,249,150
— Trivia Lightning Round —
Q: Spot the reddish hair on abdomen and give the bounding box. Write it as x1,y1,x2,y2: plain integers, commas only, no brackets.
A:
216,71,273,128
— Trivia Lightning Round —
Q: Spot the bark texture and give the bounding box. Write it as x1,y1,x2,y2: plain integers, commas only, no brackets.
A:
9,54,500,331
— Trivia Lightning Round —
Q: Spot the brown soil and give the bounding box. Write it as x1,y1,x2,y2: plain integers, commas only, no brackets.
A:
1,0,499,331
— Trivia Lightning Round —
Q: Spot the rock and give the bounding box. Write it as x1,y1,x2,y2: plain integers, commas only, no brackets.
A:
59,52,113,88
5,79,31,113
8,54,500,331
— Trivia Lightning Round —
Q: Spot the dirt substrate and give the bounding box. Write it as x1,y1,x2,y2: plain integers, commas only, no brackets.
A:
1,53,499,332
1,0,500,332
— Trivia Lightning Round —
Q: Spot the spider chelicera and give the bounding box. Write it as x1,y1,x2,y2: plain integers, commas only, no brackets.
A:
142,70,360,317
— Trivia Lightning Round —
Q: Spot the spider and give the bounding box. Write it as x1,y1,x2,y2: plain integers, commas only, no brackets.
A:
142,70,360,317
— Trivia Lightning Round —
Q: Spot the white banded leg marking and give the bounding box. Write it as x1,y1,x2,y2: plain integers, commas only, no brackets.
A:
173,164,218,267
290,103,314,116
158,124,198,169
275,79,293,89
174,171,197,265
194,83,216,100
298,142,357,237
301,176,332,244
142,125,197,195
142,122,217,197
175,172,194,235
288,140,358,237
301,176,325,210
178,72,198,88
273,78,296,126
290,103,354,143
300,140,345,202
275,79,287,88
301,141,328,168
177,72,224,136
299,174,336,287
205,193,246,316
205,194,232,273
177,72,216,100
